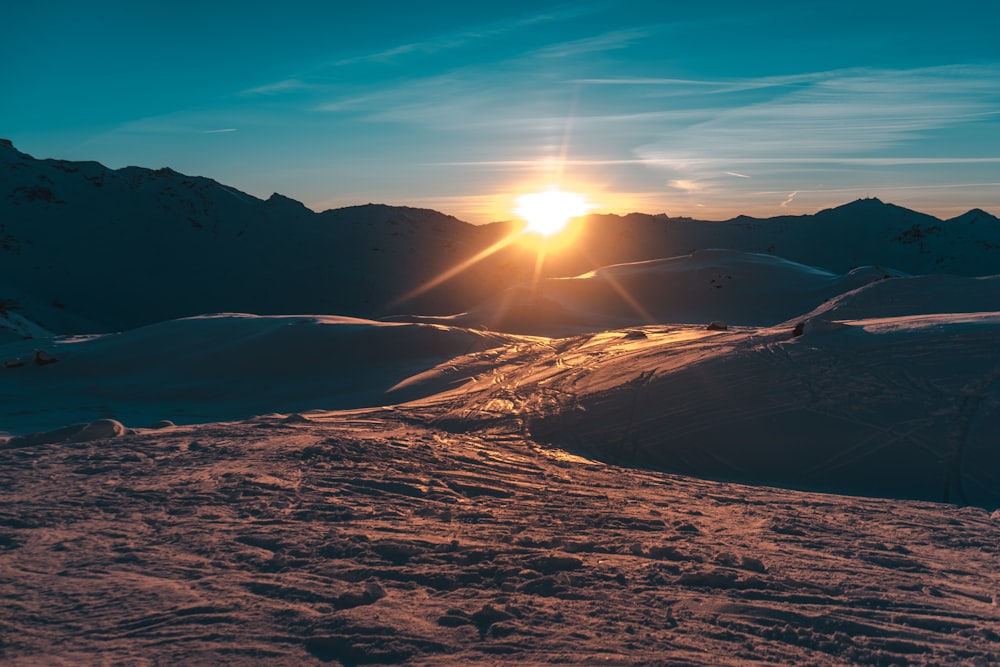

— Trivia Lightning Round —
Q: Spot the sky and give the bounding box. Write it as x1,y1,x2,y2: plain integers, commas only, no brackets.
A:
4,0,1000,222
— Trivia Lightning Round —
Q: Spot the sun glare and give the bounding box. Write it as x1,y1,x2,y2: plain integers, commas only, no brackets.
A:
514,188,592,237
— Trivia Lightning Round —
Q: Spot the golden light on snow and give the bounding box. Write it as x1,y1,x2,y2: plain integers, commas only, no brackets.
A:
514,187,592,237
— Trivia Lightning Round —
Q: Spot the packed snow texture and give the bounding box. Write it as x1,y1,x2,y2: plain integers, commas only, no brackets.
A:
2,413,997,666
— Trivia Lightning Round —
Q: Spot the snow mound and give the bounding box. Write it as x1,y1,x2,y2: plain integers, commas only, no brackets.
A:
794,273,1000,322
431,313,1000,508
4,419,127,448
0,314,515,435
399,250,905,336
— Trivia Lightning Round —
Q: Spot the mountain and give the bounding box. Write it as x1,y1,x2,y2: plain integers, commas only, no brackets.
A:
511,197,1000,279
4,141,1000,335
0,141,519,333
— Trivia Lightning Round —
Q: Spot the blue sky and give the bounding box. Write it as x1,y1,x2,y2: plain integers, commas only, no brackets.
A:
4,1,999,221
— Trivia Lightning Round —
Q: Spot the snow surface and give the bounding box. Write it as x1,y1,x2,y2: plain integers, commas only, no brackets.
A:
390,249,908,335
420,314,1000,508
0,314,514,435
1,142,999,665
2,411,998,665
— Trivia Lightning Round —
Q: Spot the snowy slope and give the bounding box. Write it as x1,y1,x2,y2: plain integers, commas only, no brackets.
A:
3,409,997,666
796,273,1000,321
8,259,991,505
0,314,515,435
423,313,1000,508
391,250,906,335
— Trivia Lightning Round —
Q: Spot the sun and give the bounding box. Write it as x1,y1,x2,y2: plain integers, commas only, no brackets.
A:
514,187,592,237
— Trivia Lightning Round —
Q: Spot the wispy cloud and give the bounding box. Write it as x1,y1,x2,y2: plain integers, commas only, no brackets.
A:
569,72,825,94
641,157,1000,168
529,27,652,59
430,156,1000,169
316,92,393,113
241,79,312,96
669,179,703,193
780,191,798,207
573,77,723,86
333,6,597,66
635,65,1000,166
203,128,237,134
755,182,1000,196
371,63,1000,194
431,159,653,167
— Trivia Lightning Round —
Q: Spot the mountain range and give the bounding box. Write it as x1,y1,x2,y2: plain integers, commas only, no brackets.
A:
3,139,998,336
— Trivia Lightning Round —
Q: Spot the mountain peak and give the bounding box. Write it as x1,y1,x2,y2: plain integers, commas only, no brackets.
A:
266,192,310,211
837,197,887,210
947,208,999,224
816,197,921,219
0,139,29,159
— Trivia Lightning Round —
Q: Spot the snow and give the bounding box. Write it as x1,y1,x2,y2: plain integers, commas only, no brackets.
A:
0,314,514,435
1,141,999,665
392,249,908,335
419,313,1000,508
2,411,997,665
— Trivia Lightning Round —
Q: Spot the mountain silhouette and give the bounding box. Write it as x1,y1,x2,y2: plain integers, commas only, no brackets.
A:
3,140,998,333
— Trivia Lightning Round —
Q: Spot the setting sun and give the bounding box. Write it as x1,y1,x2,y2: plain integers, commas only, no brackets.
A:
514,188,592,237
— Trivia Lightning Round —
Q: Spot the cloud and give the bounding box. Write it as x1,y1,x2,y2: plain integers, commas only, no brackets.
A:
316,92,389,113
572,77,723,86
241,79,311,96
754,182,1000,196
529,28,652,59
210,42,1000,222
640,156,1000,168
670,179,702,193
333,6,597,66
203,128,237,134
426,157,1000,172
378,63,1000,194
431,159,654,168
569,72,825,93
634,65,1000,165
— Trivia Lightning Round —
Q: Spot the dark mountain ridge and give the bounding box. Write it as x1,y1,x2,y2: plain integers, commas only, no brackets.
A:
3,140,998,333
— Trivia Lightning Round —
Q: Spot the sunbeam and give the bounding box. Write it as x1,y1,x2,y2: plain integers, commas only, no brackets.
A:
386,232,523,311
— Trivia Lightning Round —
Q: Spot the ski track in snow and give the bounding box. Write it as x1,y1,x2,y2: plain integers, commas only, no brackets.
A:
1,412,997,666
422,318,1000,508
